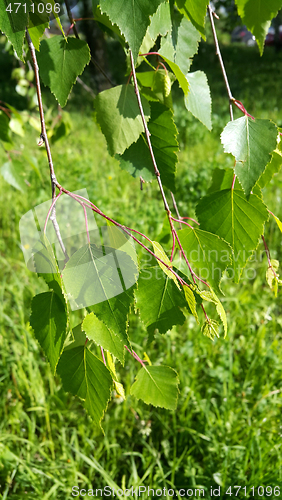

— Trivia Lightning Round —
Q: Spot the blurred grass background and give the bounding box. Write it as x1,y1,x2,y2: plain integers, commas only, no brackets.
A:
1,31,282,499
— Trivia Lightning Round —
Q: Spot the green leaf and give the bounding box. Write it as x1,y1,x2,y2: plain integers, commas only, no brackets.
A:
135,267,187,341
0,0,31,60
118,102,178,191
100,0,166,60
93,2,125,40
258,145,282,189
185,70,212,130
177,227,232,294
28,23,48,51
139,2,171,54
198,289,227,337
235,0,282,55
158,15,201,94
201,318,219,341
28,0,65,45
176,0,209,38
196,189,269,282
0,111,12,143
1,160,27,192
65,323,87,350
271,212,282,233
95,84,150,156
183,285,199,324
82,312,125,364
221,116,277,196
130,365,179,409
147,1,171,45
152,240,180,288
62,243,138,312
266,259,281,297
31,235,66,304
207,167,235,193
57,344,112,427
88,288,134,347
9,117,24,137
37,37,91,107
30,290,68,374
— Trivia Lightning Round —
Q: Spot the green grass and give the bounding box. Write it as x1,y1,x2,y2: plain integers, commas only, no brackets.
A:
1,36,282,499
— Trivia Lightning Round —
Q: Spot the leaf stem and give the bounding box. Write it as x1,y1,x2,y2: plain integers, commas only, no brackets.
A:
100,346,107,366
171,217,194,230
125,345,145,367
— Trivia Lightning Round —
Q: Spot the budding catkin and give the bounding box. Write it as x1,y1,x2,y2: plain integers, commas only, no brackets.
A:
163,72,173,109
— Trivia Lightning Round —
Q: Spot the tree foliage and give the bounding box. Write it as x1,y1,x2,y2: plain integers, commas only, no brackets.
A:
1,0,282,428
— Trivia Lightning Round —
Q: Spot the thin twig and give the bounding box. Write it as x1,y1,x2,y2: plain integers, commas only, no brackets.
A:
64,0,114,87
208,4,234,121
100,346,107,366
170,192,181,220
26,30,69,261
130,50,171,213
76,77,95,97
26,31,57,194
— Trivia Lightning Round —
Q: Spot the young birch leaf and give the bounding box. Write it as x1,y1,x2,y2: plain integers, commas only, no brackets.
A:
30,290,67,374
95,85,150,156
176,0,209,38
196,189,269,282
152,241,180,289
221,116,277,196
0,0,31,60
57,344,112,428
130,365,179,410
118,102,178,191
202,319,219,341
37,37,91,107
266,259,281,297
235,0,282,55
100,0,166,61
82,312,125,364
135,267,187,342
178,227,232,295
105,352,125,399
198,289,227,337
271,213,282,233
183,285,199,324
185,71,212,130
